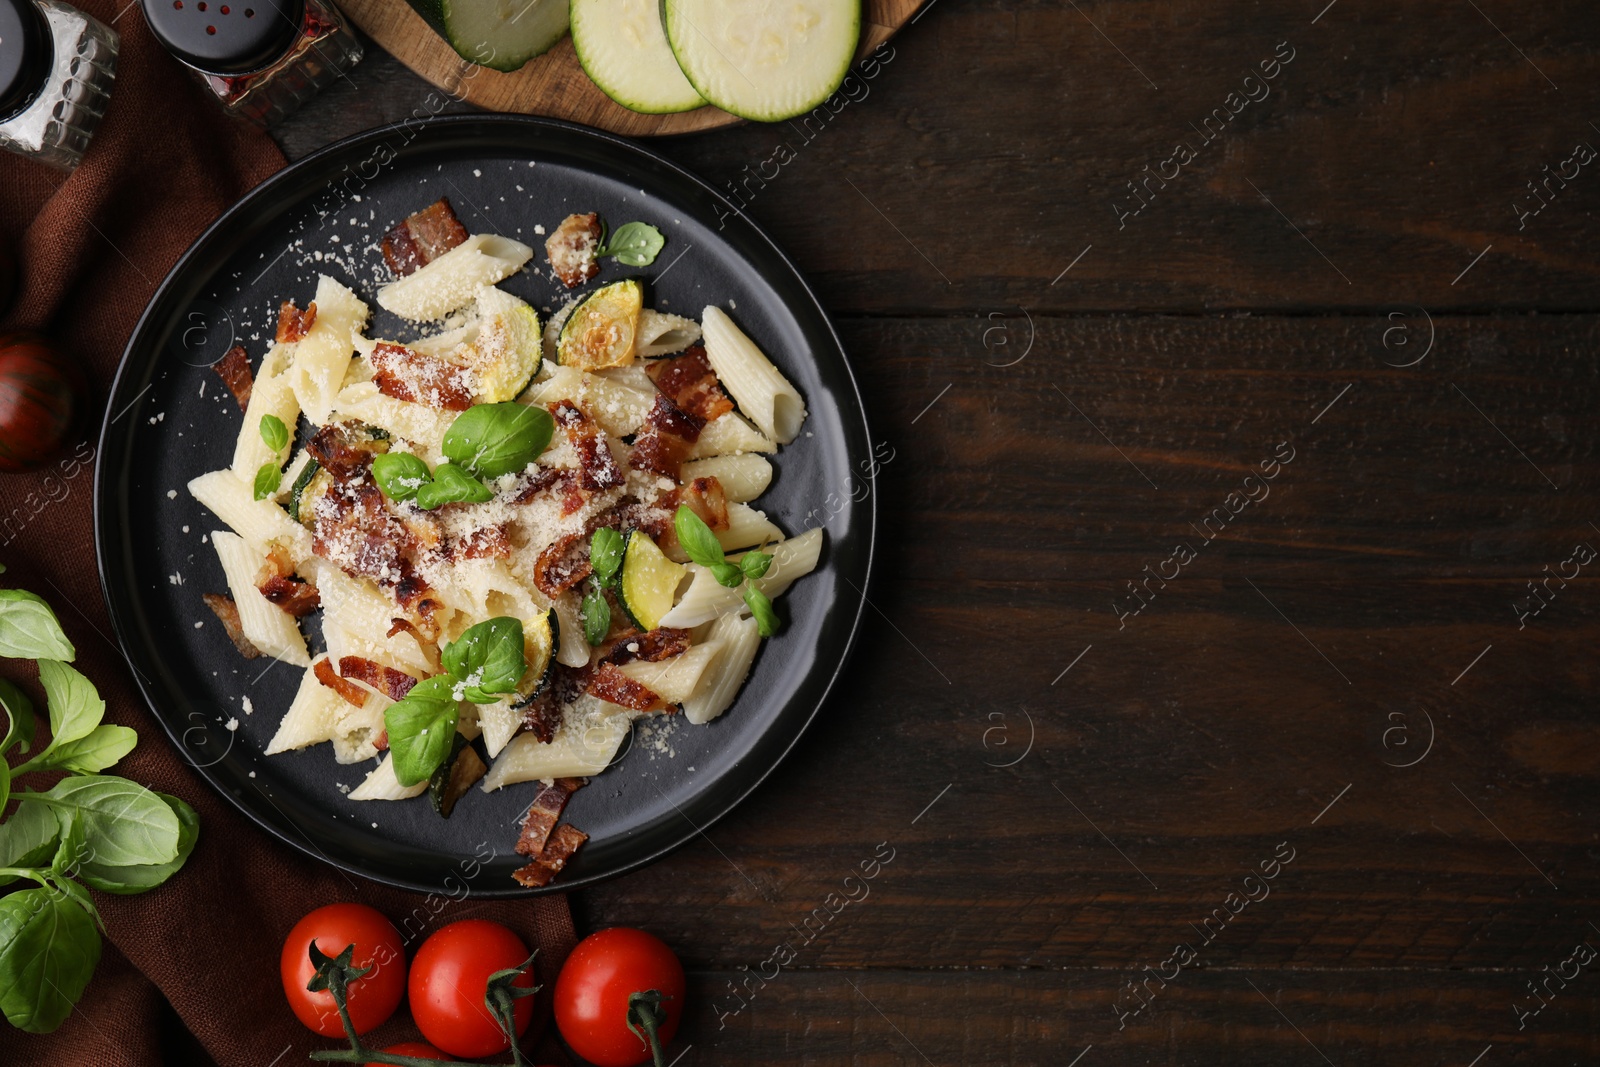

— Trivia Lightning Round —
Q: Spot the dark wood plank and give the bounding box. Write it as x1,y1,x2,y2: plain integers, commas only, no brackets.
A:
284,6,1600,314
675,968,1600,1064
576,314,1600,974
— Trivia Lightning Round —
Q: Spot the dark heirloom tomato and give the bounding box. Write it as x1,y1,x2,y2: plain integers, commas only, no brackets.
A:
280,903,407,1038
0,332,84,473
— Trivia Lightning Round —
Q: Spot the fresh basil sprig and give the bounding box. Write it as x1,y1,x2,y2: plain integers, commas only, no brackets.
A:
371,452,431,503
596,221,666,267
441,618,526,704
383,676,461,788
253,462,282,501
590,527,624,586
386,616,529,786
415,463,493,510
0,583,199,1034
259,413,289,454
580,527,624,647
443,402,555,480
580,579,610,647
673,506,780,637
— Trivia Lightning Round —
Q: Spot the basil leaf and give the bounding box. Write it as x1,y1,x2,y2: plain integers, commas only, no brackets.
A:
442,403,555,480
740,551,773,581
51,809,87,880
743,584,779,638
385,676,461,786
77,793,199,896
259,413,289,454
0,887,101,1033
441,617,525,703
41,776,181,867
0,677,36,754
581,580,610,646
253,462,282,501
590,527,624,585
710,562,744,589
602,221,666,267
415,463,493,510
40,724,137,775
38,660,103,751
372,452,433,503
674,505,726,569
0,801,59,887
0,590,74,661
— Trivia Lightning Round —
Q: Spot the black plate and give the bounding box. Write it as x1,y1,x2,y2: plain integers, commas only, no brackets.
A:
94,116,874,897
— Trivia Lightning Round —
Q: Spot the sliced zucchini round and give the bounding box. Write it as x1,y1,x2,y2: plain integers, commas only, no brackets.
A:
663,0,860,122
618,530,686,631
294,466,333,528
463,287,542,402
572,0,707,114
511,609,558,707
557,280,643,371
286,458,322,523
405,0,570,73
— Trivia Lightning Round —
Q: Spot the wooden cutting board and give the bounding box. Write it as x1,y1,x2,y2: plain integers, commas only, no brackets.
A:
338,0,927,136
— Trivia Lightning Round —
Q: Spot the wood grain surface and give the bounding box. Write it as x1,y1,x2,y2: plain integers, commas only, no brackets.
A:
268,2,1600,1062
336,0,924,136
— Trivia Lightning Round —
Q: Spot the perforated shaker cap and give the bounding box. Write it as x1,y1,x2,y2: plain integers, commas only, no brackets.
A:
0,0,51,122
141,0,305,75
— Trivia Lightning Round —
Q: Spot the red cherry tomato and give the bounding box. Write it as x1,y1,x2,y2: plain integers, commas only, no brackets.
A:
0,333,84,473
366,1042,451,1065
554,928,685,1067
280,903,406,1038
409,919,536,1058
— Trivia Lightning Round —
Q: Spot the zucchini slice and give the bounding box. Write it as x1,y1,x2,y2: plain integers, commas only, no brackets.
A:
557,280,643,371
618,530,686,631
572,0,707,114
428,732,488,818
510,609,559,708
462,287,542,402
403,0,569,73
664,0,859,122
293,467,333,528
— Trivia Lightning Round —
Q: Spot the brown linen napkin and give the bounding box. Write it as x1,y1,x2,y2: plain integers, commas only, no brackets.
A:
1,4,578,1063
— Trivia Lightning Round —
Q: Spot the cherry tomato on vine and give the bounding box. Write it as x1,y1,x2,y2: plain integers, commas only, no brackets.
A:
409,919,536,1058
280,904,406,1037
365,1042,452,1065
554,928,685,1067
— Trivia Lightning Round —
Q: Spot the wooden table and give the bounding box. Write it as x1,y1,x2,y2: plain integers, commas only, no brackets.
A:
275,4,1600,1061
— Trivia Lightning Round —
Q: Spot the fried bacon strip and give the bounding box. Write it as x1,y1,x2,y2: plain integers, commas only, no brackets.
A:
201,593,260,658
665,476,729,532
381,198,469,277
310,473,405,584
276,300,317,344
646,345,734,422
513,823,590,888
369,342,475,411
586,662,667,712
315,657,368,708
258,574,320,617
449,524,512,562
600,627,692,667
515,778,586,858
629,393,704,478
306,423,377,478
531,532,592,598
338,656,419,701
211,346,254,411
552,400,624,491
545,212,602,289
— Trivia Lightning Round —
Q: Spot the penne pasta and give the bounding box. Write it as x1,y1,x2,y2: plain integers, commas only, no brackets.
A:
289,275,369,427
683,613,761,724
613,643,719,704
266,660,345,754
481,699,633,789
231,343,298,481
188,468,311,560
377,234,533,322
701,306,806,443
691,411,777,457
211,530,310,666
636,309,701,357
348,753,429,801
681,454,773,502
659,527,823,628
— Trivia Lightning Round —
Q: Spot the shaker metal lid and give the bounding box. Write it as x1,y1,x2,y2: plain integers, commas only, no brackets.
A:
141,0,304,75
0,0,51,122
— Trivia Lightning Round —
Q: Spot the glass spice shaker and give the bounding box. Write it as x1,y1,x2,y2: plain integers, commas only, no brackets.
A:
141,0,362,127
0,0,118,171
